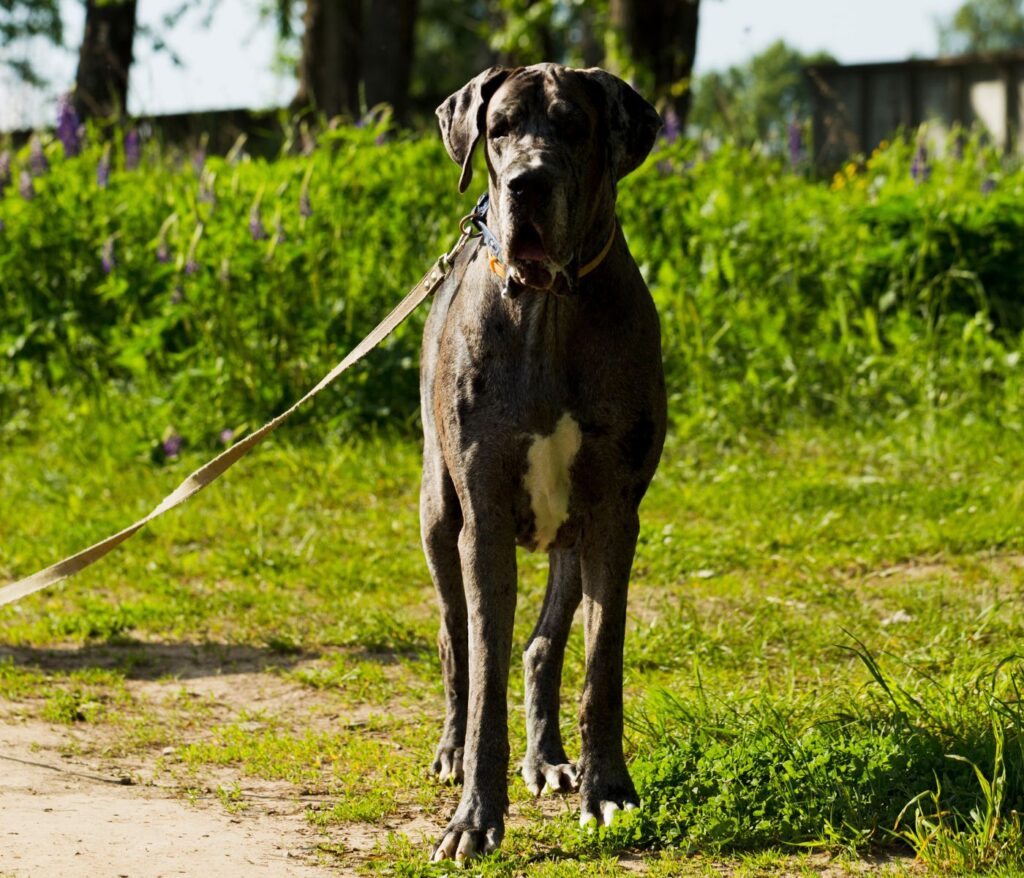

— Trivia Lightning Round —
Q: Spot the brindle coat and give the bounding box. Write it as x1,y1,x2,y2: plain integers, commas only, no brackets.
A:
421,63,666,861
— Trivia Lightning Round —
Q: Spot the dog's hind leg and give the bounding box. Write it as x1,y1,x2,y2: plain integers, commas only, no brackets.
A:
421,457,467,784
521,546,582,795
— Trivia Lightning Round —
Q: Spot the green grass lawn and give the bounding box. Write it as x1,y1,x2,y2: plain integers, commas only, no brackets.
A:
2,410,1024,875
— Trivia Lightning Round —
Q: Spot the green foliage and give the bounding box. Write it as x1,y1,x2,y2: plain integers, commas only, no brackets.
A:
618,649,1024,870
2,124,1023,449
0,0,63,86
0,119,464,443
690,40,835,143
939,0,1024,55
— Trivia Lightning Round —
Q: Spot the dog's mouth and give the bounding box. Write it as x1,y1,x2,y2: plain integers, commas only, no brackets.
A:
507,223,556,289
510,223,548,262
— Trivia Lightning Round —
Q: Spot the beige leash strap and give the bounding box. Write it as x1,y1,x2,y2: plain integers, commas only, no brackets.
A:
0,233,476,608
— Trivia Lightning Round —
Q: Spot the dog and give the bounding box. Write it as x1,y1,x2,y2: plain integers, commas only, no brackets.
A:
420,63,666,861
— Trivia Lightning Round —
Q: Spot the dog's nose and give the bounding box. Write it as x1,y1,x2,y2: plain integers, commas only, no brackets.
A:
507,167,551,203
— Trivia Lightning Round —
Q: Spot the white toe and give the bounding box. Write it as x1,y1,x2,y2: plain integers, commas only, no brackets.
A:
455,832,476,862
432,832,458,862
601,801,621,825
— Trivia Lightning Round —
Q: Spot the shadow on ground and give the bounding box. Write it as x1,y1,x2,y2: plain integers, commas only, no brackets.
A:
0,639,317,680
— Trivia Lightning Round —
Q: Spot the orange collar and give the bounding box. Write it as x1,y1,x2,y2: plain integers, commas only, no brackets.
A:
487,221,618,282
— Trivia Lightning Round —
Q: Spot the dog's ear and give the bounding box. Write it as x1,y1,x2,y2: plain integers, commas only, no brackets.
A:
436,66,513,193
580,68,662,181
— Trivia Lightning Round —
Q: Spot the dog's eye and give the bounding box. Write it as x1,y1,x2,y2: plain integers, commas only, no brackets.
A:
488,117,512,140
552,110,587,141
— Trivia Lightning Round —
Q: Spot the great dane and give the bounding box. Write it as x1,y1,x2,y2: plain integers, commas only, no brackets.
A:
420,63,666,861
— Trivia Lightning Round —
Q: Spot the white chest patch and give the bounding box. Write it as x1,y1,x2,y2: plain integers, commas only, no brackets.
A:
523,414,582,551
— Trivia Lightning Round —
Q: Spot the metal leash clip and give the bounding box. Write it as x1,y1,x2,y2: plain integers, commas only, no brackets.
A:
426,192,500,295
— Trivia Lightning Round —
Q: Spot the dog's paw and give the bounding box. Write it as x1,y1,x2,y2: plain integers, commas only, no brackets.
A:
579,798,638,829
578,758,639,829
521,752,578,796
432,820,503,863
431,745,464,784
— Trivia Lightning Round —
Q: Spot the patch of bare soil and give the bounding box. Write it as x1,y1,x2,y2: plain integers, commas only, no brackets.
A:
0,720,341,878
0,645,422,877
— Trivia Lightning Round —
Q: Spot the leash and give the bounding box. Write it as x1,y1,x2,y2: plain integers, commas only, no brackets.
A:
0,200,490,608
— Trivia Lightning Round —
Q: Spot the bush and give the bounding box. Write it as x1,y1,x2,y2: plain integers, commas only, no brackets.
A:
1,125,1022,445
612,646,1024,866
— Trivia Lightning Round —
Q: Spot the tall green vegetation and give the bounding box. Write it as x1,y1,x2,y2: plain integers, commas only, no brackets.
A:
2,123,1022,448
939,0,1024,54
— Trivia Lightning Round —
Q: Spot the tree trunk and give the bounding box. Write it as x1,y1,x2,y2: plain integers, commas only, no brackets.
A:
362,0,418,123
578,4,603,69
294,0,362,119
74,0,138,119
609,0,700,125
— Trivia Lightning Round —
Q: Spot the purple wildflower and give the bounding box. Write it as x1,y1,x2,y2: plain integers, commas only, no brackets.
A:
184,222,203,275
0,151,10,190
19,171,35,200
97,149,111,188
982,176,996,195
199,177,216,206
662,107,681,145
375,131,387,146
101,236,116,274
219,428,235,445
56,95,81,158
953,132,965,161
156,241,171,263
170,286,183,304
124,128,141,170
192,145,205,176
788,119,804,168
29,136,48,176
249,203,266,241
162,433,183,459
299,189,312,219
911,141,931,183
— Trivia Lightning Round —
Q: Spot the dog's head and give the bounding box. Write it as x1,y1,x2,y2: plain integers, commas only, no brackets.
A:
437,64,661,291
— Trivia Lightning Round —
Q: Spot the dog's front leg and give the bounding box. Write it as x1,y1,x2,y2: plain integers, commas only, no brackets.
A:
577,510,640,827
432,516,517,862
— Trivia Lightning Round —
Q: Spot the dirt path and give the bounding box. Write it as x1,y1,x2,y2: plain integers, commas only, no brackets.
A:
0,658,363,878
0,720,344,877
0,720,341,878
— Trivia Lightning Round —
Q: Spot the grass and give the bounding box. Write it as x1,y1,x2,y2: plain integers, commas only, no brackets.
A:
1,407,1023,874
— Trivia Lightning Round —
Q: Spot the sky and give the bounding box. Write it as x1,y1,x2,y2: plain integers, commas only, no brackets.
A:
0,0,966,130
